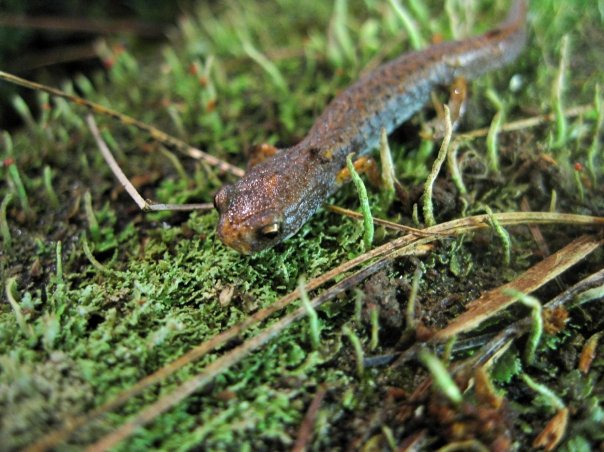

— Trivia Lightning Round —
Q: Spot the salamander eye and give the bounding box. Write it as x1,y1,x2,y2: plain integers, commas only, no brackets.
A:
260,223,281,239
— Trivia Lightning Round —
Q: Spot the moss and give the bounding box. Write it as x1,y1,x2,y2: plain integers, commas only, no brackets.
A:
1,0,603,450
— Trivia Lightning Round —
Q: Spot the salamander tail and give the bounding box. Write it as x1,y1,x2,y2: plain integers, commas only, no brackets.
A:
503,0,528,29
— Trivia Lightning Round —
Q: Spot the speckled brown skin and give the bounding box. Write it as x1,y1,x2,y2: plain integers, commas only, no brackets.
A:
214,0,527,254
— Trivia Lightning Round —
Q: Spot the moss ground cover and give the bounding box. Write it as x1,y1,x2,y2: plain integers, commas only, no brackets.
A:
1,0,602,449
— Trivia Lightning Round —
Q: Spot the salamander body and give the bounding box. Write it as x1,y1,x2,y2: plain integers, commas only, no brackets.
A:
214,0,527,253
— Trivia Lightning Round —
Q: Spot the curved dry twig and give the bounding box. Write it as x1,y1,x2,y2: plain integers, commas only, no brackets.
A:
0,70,245,177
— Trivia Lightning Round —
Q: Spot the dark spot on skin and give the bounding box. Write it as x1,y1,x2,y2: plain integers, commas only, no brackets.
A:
308,146,333,164
484,28,503,39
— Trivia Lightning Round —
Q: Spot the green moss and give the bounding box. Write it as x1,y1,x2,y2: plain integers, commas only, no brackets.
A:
1,0,603,450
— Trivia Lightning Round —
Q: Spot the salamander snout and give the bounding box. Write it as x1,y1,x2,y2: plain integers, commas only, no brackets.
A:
213,184,285,254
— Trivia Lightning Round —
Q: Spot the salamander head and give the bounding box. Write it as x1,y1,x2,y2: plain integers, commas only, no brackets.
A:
213,142,329,254
213,170,294,254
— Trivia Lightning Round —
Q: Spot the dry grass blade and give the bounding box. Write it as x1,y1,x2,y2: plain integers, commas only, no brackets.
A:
457,104,594,140
449,267,604,378
0,70,245,177
391,253,603,373
429,212,604,232
326,204,447,236
292,386,327,452
86,114,214,212
433,234,603,340
547,267,604,309
27,211,602,450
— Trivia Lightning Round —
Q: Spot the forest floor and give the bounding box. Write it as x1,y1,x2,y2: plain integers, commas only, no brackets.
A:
1,0,603,450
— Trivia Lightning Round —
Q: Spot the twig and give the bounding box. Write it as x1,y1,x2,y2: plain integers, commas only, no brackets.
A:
457,104,593,140
391,233,604,371
458,267,604,372
326,205,447,237
0,70,245,177
86,115,213,212
433,234,602,340
292,387,327,452
547,267,604,309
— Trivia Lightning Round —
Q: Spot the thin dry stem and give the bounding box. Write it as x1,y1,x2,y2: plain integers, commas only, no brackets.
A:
86,114,213,212
457,104,593,140
0,70,244,177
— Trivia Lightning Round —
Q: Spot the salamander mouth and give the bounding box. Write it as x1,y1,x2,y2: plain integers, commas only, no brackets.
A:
216,204,289,254
216,219,254,254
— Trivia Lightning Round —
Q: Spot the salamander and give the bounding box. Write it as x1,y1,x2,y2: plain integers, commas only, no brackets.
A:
214,0,527,254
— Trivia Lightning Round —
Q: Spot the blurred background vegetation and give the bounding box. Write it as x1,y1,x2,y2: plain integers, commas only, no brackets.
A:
0,0,197,128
